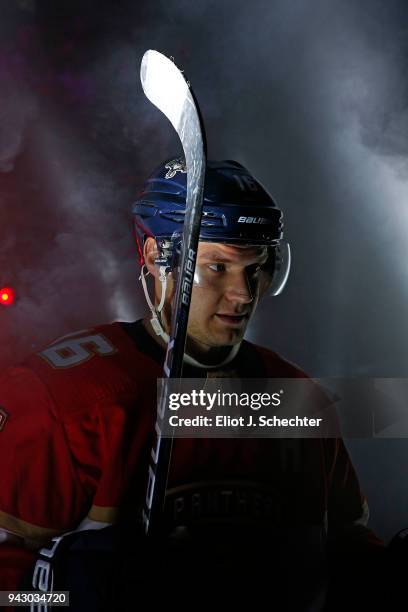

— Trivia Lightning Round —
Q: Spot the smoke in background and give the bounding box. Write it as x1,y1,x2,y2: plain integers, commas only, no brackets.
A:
1,0,408,538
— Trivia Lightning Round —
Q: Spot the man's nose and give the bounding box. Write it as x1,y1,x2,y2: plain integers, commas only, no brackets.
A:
224,272,254,303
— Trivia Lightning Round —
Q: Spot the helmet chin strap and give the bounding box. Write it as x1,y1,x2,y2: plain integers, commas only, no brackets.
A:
140,264,169,342
139,265,241,370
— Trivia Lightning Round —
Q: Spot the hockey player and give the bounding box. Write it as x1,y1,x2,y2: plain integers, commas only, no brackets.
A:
0,158,384,609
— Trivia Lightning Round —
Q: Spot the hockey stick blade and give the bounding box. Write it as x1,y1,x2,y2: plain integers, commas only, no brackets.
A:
140,50,207,535
140,50,206,181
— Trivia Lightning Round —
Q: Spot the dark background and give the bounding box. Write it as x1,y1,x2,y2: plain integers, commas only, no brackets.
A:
1,0,408,541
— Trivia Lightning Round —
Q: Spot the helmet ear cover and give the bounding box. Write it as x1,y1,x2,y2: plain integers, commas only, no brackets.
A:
152,236,180,274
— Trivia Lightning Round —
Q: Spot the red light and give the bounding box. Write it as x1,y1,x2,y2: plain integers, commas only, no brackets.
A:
0,287,15,306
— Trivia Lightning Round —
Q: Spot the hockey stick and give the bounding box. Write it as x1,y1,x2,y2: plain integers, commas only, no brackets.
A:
140,50,207,535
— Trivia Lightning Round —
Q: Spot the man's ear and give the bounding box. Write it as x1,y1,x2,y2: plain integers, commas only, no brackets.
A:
143,237,160,278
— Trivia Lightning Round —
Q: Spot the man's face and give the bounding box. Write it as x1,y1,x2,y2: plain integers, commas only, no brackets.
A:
185,242,269,350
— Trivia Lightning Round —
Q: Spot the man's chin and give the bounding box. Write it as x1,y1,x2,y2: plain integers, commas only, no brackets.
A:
210,326,247,347
186,318,248,352
187,330,244,352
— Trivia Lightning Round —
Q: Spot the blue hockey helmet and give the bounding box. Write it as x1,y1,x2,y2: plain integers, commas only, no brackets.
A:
132,157,291,296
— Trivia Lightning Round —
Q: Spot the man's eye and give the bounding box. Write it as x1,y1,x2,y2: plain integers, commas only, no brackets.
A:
208,263,226,273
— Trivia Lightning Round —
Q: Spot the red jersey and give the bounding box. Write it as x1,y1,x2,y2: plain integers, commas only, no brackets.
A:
0,319,380,589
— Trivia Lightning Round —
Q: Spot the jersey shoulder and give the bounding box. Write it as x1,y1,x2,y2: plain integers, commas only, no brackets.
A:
246,341,338,425
244,340,308,378
3,322,161,418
